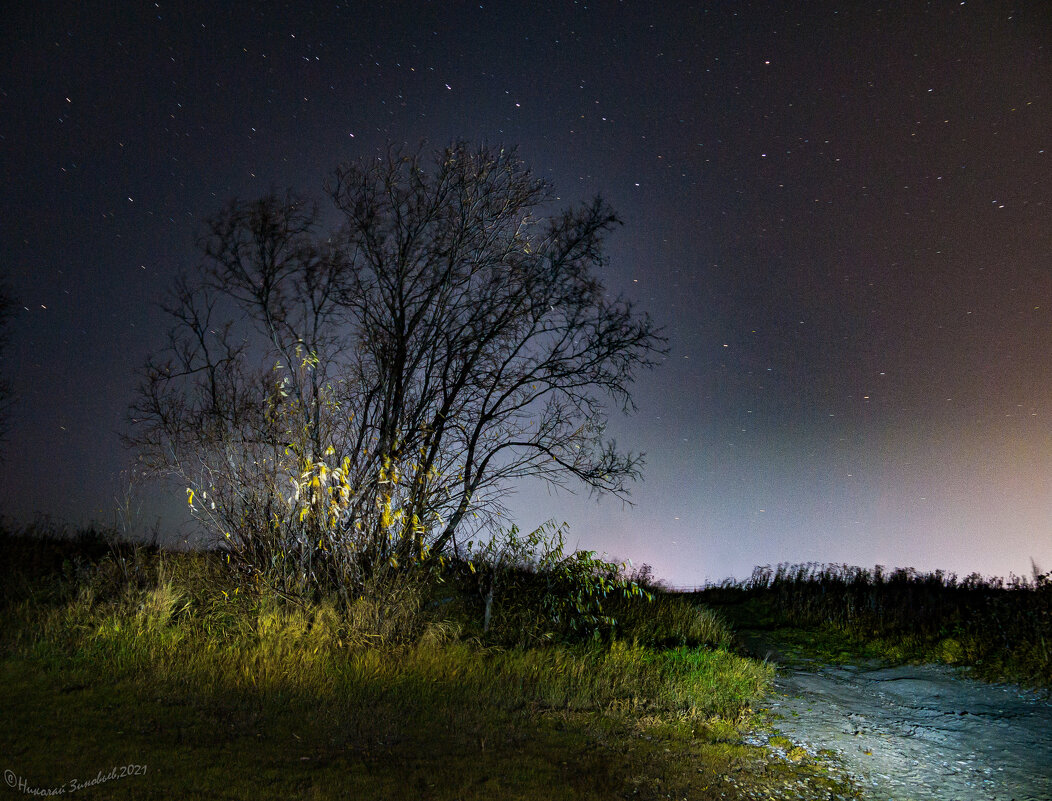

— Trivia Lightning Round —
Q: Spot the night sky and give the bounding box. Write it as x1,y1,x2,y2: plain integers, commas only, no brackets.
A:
2,1,1050,586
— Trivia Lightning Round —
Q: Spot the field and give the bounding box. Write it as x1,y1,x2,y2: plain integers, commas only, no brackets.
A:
694,562,1052,689
4,527,1049,799
0,527,859,800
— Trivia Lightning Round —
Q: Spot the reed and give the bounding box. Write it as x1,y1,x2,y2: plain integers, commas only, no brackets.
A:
697,562,1052,687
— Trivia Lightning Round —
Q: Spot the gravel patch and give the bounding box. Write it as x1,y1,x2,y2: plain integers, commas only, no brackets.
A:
763,661,1052,800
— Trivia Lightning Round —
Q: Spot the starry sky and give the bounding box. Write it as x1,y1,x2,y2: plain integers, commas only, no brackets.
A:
1,1,1050,586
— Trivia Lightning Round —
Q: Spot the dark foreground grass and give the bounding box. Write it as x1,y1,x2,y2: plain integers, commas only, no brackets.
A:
2,656,855,801
696,562,1052,689
0,530,860,800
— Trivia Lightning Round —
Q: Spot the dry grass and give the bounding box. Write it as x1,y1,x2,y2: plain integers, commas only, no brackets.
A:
0,529,864,800
699,561,1052,687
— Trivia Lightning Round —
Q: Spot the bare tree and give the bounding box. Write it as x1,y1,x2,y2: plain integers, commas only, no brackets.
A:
129,143,666,594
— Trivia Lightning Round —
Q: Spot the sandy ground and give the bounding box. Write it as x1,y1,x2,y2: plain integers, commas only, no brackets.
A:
756,657,1052,801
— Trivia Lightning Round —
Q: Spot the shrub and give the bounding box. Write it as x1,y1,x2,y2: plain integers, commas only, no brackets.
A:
462,521,653,644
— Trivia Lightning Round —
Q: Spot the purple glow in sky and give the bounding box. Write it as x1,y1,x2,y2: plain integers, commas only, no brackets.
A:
1,1,1050,584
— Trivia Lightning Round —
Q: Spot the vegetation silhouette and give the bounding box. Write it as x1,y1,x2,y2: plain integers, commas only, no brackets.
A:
127,142,665,600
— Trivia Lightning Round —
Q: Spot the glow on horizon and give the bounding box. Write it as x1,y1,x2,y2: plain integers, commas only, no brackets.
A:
506,423,1052,588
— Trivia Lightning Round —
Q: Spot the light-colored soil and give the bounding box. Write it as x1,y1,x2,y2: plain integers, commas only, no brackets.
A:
751,644,1052,800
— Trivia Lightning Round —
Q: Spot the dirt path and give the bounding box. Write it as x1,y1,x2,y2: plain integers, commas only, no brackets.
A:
743,633,1052,800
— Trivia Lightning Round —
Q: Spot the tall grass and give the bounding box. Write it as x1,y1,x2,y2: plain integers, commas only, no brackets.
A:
0,529,877,800
0,527,769,724
698,562,1052,687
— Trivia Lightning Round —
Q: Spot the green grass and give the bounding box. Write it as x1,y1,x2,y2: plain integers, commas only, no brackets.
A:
0,529,861,800
697,562,1052,688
